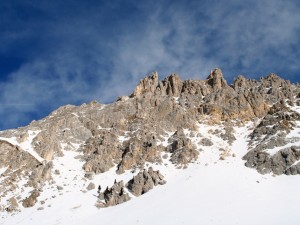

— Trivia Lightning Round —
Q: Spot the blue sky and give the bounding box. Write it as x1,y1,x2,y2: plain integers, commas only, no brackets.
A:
1,0,300,130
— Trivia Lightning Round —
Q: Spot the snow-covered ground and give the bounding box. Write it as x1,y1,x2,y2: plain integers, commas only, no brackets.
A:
2,124,300,225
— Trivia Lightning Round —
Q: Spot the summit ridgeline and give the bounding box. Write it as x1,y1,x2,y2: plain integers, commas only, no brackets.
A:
127,68,295,121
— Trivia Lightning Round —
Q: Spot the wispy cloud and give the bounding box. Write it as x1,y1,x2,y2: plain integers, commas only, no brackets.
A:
0,0,300,129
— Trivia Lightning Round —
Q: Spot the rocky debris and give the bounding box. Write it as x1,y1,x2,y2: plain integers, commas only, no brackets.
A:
57,186,63,191
97,180,130,208
219,149,232,160
86,182,95,191
5,197,19,212
199,138,213,146
167,129,199,165
126,167,166,197
220,127,236,145
22,190,40,208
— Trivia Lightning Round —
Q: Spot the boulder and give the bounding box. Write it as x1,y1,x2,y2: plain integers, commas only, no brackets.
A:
86,182,96,191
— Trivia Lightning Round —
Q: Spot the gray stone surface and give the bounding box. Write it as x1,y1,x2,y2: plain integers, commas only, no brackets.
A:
86,182,96,191
167,129,199,165
97,180,130,208
126,167,166,197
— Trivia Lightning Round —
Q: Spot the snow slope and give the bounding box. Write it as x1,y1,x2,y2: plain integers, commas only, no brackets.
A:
2,125,300,225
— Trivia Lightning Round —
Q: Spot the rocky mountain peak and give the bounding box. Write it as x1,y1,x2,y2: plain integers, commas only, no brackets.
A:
130,71,159,97
160,73,182,97
259,72,291,89
206,68,228,90
1,68,300,218
233,75,247,89
266,73,284,81
130,71,183,98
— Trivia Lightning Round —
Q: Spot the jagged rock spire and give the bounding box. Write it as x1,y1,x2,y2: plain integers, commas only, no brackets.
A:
130,72,183,97
206,68,228,90
233,75,247,90
161,73,182,97
131,72,159,97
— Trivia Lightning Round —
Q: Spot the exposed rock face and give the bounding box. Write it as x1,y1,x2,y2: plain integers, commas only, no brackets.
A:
116,131,163,174
167,129,199,165
244,146,300,175
0,141,41,173
160,73,183,97
0,139,49,200
207,68,228,90
82,130,122,174
126,167,166,197
243,101,300,175
131,72,159,97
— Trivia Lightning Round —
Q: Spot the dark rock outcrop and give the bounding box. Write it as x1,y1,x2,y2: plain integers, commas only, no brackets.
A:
126,167,166,197
97,180,130,208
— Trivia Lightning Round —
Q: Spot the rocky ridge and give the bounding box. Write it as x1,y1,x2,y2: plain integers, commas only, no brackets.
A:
0,68,300,215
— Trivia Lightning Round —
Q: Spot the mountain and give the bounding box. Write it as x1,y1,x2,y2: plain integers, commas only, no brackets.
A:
1,68,300,225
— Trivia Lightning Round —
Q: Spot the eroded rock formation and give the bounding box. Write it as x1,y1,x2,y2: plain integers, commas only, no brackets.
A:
126,167,166,197
97,180,130,208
